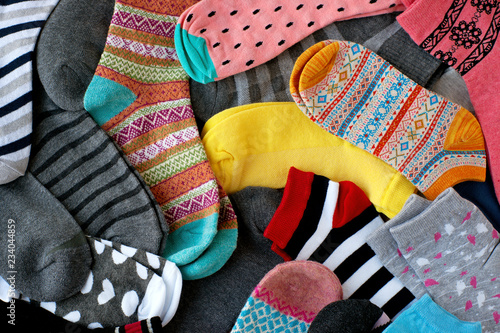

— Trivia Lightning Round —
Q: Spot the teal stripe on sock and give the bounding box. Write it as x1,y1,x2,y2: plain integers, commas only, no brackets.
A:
83,75,136,126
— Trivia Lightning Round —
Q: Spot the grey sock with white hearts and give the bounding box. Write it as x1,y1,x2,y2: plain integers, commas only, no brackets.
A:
34,237,182,328
389,188,500,332
367,194,430,298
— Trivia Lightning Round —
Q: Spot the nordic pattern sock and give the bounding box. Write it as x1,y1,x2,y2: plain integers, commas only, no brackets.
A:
397,0,500,206
30,237,182,328
230,261,343,333
290,39,487,200
382,294,482,333
308,299,387,333
0,0,58,184
0,172,92,302
82,0,238,278
389,188,500,332
264,167,416,318
2,298,164,333
174,0,406,83
30,94,168,255
366,194,431,298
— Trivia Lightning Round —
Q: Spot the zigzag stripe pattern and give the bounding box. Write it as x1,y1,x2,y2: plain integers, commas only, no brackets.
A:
109,25,176,48
115,2,177,24
113,104,194,146
165,186,219,223
252,286,317,323
105,44,179,67
112,9,176,38
108,33,179,60
161,181,215,211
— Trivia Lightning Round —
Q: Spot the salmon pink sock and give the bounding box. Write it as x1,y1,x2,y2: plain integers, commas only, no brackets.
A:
397,0,500,204
174,0,406,83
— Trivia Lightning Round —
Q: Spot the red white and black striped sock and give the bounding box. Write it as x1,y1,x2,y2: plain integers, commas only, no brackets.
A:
264,167,415,318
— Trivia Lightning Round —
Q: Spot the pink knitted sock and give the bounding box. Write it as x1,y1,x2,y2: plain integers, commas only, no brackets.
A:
397,0,500,204
175,0,406,83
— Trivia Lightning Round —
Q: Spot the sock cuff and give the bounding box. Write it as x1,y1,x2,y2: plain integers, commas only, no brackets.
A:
263,167,314,249
333,181,373,228
409,294,482,333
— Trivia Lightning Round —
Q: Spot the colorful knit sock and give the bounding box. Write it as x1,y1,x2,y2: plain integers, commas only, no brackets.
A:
382,294,482,333
2,298,164,333
388,188,500,332
201,102,416,219
174,0,406,83
26,236,183,328
397,0,500,206
290,39,487,200
230,261,343,333
0,173,92,302
0,0,58,184
308,299,389,333
82,0,237,279
264,167,416,318
366,194,431,298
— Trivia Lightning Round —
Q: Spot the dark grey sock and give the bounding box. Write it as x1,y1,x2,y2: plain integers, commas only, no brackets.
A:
0,173,92,302
36,0,114,111
29,78,168,255
164,187,284,333
308,299,385,333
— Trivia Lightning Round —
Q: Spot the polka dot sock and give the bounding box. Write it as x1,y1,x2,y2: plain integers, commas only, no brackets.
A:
174,0,406,83
230,261,343,333
30,237,183,328
290,40,487,200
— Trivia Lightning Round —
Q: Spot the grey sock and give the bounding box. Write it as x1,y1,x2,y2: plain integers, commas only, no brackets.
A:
429,66,475,114
367,195,430,298
0,173,92,302
36,0,114,111
165,187,284,333
389,188,500,332
29,81,168,255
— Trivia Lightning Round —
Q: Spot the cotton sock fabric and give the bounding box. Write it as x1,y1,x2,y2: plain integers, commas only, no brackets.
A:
308,299,389,333
290,39,487,200
174,0,406,83
30,80,168,255
388,188,500,331
397,0,500,206
25,236,183,328
2,298,164,333
0,173,92,302
190,13,446,130
264,167,416,318
82,0,238,279
0,0,58,184
366,194,431,298
230,260,343,333
382,294,481,333
201,102,416,219
36,0,115,111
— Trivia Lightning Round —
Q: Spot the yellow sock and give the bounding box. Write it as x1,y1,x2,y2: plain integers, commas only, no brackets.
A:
201,102,416,218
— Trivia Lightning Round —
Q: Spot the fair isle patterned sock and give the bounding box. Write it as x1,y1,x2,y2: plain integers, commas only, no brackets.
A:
82,0,237,279
0,0,58,184
290,39,487,200
174,0,406,83
230,261,343,333
264,167,416,319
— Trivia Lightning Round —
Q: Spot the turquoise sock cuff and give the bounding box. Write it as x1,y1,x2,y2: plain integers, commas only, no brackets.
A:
179,228,237,280
174,24,217,84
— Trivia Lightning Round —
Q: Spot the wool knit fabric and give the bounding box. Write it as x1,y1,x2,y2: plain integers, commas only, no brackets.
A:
264,167,415,318
290,39,487,200
201,102,416,218
175,0,406,83
397,0,500,206
0,0,58,184
82,0,237,279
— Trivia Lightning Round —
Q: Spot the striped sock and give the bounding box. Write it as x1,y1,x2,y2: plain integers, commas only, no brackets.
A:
264,167,415,318
82,0,237,279
0,0,58,184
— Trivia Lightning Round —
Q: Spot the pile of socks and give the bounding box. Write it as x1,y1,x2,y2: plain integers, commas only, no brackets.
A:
2,0,500,331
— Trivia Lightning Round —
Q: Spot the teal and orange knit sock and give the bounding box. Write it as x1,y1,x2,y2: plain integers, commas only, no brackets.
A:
290,40,487,200
230,261,343,333
82,0,237,280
